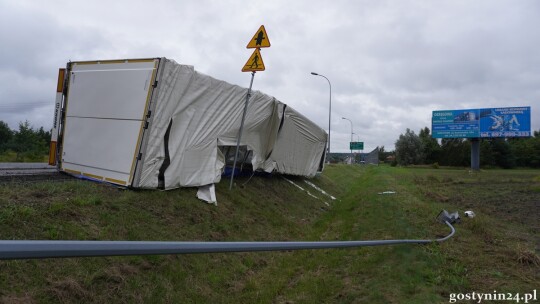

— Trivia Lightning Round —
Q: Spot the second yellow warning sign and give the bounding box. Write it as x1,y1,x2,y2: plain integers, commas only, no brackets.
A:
242,49,265,72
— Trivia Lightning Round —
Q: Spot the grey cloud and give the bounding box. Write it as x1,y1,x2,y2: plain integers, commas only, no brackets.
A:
0,0,539,152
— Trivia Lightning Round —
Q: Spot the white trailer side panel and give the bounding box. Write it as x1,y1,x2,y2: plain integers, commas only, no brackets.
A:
60,59,158,186
67,62,156,119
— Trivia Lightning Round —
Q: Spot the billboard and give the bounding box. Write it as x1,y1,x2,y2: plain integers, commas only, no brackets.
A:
432,107,531,138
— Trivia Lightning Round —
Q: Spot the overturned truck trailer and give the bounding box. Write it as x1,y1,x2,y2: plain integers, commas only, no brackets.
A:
49,58,327,201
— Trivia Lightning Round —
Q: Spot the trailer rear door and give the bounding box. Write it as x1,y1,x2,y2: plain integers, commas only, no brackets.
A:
60,59,159,186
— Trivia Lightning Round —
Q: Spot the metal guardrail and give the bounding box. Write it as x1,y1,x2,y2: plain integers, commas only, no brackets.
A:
0,220,456,260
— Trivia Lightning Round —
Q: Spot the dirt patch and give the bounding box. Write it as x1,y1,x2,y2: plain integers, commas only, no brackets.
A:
0,294,37,304
47,277,90,303
516,246,540,267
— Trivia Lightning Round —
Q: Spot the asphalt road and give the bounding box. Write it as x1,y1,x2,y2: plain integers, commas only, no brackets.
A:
0,163,57,176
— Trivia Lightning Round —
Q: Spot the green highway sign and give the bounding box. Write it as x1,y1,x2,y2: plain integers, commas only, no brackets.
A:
350,142,364,150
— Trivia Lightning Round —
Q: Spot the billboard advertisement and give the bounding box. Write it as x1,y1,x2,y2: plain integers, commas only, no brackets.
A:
432,106,531,138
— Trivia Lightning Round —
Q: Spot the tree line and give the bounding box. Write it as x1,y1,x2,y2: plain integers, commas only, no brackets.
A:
2,119,539,168
391,127,540,168
0,120,51,162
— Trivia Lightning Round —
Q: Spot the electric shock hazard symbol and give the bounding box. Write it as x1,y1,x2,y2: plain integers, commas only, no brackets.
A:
242,48,265,72
246,25,271,48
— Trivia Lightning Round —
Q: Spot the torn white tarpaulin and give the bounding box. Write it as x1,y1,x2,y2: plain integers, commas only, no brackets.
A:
197,184,217,205
136,59,327,189
267,107,327,177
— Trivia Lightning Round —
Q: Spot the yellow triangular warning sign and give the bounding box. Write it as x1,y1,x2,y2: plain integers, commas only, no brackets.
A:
246,25,271,49
242,49,265,72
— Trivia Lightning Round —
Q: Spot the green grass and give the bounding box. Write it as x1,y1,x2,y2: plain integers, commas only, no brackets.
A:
0,151,49,162
0,165,538,303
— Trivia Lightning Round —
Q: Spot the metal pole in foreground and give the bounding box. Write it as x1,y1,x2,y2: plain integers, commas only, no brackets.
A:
311,72,332,157
342,117,353,163
230,71,256,190
0,221,455,260
353,132,359,164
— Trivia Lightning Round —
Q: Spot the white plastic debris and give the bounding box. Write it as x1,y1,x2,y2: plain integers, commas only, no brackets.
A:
283,177,319,200
464,210,475,218
377,191,396,195
303,180,337,200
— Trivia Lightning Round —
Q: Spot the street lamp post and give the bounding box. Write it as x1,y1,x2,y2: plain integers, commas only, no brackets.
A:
342,117,353,164
310,72,332,157
353,132,360,164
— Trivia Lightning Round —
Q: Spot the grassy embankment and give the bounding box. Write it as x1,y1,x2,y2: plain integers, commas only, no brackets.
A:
0,165,538,303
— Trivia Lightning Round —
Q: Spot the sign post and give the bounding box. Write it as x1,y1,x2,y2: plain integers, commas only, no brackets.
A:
230,26,271,190
471,138,480,171
350,142,364,164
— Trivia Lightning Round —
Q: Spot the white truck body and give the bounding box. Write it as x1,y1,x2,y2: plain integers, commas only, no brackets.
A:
50,58,327,197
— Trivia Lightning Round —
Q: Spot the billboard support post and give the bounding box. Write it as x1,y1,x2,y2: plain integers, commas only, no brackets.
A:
471,138,480,171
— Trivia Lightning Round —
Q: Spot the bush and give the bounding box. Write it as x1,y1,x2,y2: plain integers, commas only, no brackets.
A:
0,120,50,162
395,128,424,165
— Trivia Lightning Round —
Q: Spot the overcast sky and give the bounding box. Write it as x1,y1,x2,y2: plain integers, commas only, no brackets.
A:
1,0,538,152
